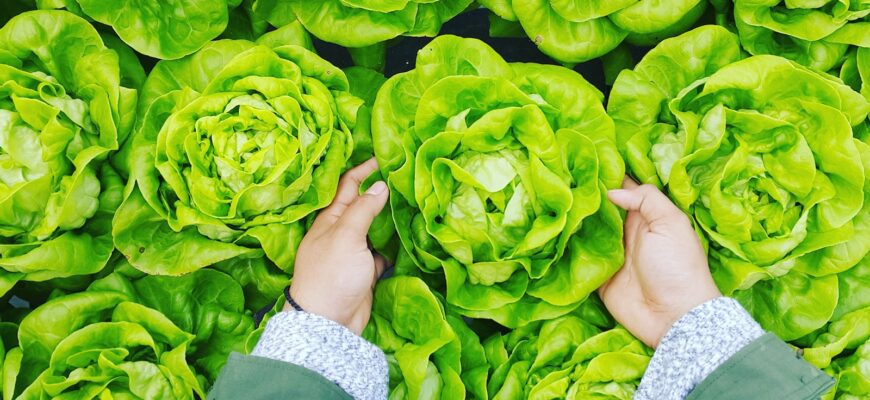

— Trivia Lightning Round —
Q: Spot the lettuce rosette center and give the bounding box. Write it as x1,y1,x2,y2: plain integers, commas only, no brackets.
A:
373,36,624,328
157,75,349,231
418,104,578,283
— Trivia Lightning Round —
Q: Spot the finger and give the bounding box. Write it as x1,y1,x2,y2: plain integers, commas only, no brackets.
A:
335,180,390,236
373,253,387,279
314,158,380,227
622,176,640,190
607,184,684,226
622,210,642,249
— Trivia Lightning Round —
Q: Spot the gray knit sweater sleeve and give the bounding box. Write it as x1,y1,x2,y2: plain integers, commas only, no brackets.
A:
634,296,765,400
250,311,389,400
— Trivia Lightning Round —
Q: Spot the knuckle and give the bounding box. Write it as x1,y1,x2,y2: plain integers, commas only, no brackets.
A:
638,184,658,194
338,175,356,187
333,224,358,237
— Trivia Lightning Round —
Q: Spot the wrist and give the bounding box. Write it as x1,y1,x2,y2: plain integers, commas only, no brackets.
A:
283,285,305,312
635,297,764,399
651,287,721,348
288,286,358,334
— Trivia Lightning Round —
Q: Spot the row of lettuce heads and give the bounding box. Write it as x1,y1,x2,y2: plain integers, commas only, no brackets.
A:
0,1,867,399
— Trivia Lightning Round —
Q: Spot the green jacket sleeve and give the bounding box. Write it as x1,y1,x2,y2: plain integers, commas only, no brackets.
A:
207,353,353,400
688,333,835,400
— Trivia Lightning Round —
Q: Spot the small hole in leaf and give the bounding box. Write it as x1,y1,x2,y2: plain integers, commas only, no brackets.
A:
434,216,443,224
138,247,145,254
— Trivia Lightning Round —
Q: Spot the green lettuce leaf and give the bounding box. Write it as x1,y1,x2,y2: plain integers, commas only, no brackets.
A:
478,0,707,64
253,0,474,49
0,321,20,400
842,48,870,102
36,0,244,59
731,0,869,71
484,315,651,399
12,267,252,399
363,276,489,400
820,340,870,400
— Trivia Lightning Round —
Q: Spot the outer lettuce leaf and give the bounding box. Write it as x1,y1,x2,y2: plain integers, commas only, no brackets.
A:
344,66,386,167
0,321,20,400
12,267,253,399
363,276,489,400
484,315,651,399
477,0,706,64
804,135,870,399
731,0,869,71
16,293,204,399
0,11,139,296
372,35,624,328
37,0,244,59
842,48,870,102
253,0,473,50
820,341,870,400
100,268,255,383
112,23,367,297
221,0,270,42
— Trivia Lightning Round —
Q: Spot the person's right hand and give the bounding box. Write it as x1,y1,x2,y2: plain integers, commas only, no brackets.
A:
599,178,721,349
289,158,389,335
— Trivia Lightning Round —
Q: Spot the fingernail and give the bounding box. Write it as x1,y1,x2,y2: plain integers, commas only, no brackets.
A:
366,181,387,195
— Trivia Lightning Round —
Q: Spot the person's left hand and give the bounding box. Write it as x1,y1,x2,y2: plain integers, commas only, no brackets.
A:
289,158,389,335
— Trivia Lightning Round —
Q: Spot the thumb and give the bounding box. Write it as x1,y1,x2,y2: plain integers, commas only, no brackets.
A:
335,181,389,235
607,184,684,224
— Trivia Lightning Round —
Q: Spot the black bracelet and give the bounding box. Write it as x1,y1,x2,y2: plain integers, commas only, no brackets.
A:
284,285,305,312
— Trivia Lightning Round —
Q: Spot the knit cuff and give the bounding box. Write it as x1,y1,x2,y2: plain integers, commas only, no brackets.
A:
251,311,389,400
634,297,765,400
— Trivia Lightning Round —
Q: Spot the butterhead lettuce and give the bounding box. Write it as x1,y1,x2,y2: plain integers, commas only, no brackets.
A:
0,11,139,296
478,0,707,63
36,0,245,59
11,267,252,399
484,315,651,399
373,35,625,328
364,276,489,400
609,25,869,342
730,0,869,72
253,0,474,48
112,24,369,285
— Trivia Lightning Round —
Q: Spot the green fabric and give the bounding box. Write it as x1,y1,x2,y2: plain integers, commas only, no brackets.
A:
688,333,835,400
207,353,352,400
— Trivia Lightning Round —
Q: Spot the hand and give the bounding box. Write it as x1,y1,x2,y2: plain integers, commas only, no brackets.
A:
289,158,389,335
599,177,721,348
